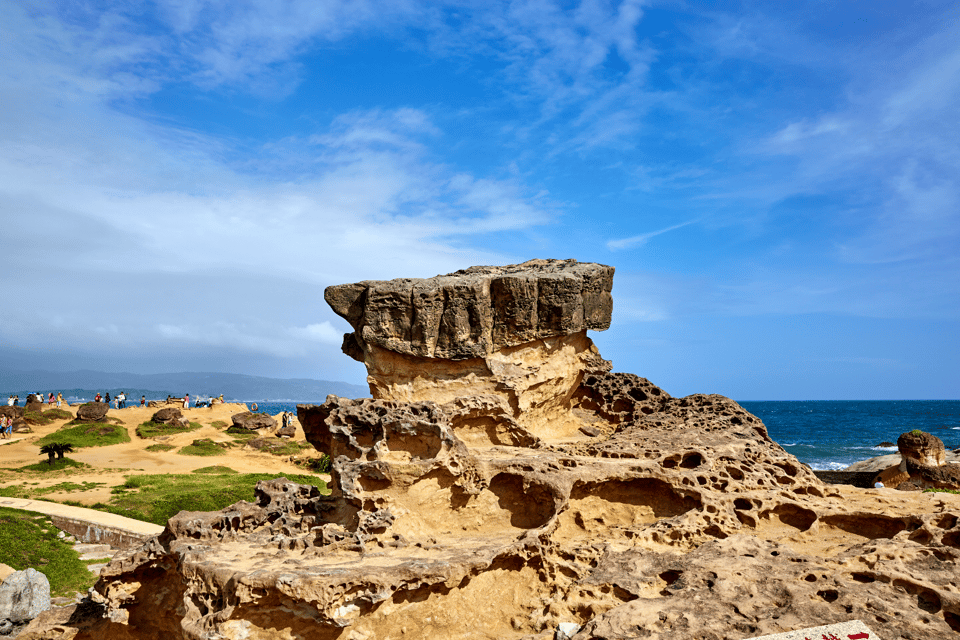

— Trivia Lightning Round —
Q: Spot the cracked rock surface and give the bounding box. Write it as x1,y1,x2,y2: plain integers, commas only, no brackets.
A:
23,261,960,640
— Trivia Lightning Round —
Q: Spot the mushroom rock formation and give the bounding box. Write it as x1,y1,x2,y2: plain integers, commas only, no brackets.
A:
35,261,960,640
874,430,960,491
898,430,947,467
325,259,614,441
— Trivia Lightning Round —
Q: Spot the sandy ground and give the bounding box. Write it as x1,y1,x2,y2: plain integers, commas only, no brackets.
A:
0,403,326,505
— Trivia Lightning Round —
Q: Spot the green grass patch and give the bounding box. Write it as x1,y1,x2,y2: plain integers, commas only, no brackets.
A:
192,466,237,474
245,438,314,457
924,488,960,495
22,407,74,425
144,443,176,452
178,438,230,456
89,472,329,525
0,506,97,597
136,420,203,439
35,423,130,449
17,457,91,473
32,481,104,497
211,420,228,429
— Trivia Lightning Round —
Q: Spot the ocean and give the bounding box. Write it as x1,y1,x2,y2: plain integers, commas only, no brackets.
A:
249,399,960,472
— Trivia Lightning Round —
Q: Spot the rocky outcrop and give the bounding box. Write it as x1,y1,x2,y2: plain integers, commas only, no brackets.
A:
0,406,23,421
899,430,946,466
150,408,185,425
869,431,960,491
75,402,109,423
35,261,960,640
230,412,277,431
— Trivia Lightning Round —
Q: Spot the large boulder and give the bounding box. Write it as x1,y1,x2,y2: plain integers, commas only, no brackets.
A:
0,406,23,420
898,429,946,466
151,408,183,424
24,400,44,414
0,568,50,623
230,412,277,431
76,402,109,422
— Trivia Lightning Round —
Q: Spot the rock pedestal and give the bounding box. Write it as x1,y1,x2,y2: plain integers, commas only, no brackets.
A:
76,402,109,423
898,430,946,466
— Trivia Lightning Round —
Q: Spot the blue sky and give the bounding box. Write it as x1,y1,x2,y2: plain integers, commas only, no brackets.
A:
1,0,958,400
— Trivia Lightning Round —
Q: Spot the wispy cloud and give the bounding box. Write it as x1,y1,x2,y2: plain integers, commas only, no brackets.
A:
607,219,698,251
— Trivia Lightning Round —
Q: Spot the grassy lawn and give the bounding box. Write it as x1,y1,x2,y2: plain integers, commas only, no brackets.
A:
77,472,328,525
192,466,237,474
35,423,130,449
136,420,204,438
0,506,98,597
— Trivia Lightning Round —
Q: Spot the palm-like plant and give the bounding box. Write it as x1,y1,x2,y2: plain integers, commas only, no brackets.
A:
39,443,57,465
54,443,74,459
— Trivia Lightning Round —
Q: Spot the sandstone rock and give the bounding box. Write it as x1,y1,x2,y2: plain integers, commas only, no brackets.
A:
230,412,277,431
37,261,960,640
24,400,45,415
75,402,109,422
0,568,50,623
149,408,182,424
276,424,296,438
326,259,613,361
898,429,946,466
0,406,23,420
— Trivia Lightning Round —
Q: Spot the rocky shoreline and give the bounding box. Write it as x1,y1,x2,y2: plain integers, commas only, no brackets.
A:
18,260,960,640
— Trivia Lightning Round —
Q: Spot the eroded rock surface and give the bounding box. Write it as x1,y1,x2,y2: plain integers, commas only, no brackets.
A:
39,261,960,640
75,402,109,422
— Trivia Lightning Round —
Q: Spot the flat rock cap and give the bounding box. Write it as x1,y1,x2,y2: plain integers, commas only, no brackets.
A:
325,259,614,360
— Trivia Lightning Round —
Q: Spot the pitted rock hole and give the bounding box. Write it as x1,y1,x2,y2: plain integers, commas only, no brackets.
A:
680,452,705,469
756,504,817,535
556,478,702,539
820,514,907,540
391,470,554,536
450,415,517,447
384,425,443,460
488,473,556,529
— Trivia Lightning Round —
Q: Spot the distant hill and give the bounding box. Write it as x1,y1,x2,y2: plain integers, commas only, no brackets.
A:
0,370,368,402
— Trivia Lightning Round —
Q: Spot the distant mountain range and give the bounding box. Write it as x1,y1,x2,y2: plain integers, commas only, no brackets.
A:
0,369,367,402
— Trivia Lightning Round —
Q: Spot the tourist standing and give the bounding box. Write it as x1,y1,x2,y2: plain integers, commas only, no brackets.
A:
183,394,190,409
56,392,62,408
140,395,146,407
95,392,101,403
6,396,12,407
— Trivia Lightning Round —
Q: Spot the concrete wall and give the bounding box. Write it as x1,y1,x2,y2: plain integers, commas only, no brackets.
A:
48,515,155,550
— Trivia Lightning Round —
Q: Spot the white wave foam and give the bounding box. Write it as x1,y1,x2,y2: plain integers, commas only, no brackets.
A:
810,462,848,471
870,446,898,452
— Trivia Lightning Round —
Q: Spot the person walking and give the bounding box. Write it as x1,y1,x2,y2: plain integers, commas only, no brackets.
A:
56,392,62,408
47,392,54,405
140,395,146,407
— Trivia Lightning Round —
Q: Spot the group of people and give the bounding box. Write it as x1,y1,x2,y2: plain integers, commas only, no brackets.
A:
1,415,13,438
6,393,63,408
91,392,147,408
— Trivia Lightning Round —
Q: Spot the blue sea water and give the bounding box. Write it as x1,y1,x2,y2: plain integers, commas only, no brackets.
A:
251,399,960,472
740,400,960,471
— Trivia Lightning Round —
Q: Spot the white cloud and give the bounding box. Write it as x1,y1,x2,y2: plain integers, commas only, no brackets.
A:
607,219,698,251
290,322,342,344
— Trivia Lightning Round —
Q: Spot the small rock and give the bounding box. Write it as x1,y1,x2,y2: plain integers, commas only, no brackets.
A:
0,567,51,623
556,621,582,639
877,441,895,448
579,425,601,437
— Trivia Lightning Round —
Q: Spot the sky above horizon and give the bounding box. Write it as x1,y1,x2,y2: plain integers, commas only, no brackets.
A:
1,1,958,400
